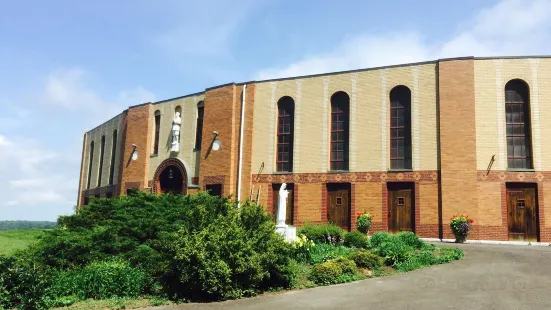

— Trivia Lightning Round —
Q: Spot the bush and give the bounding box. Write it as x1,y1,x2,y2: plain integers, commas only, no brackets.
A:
0,254,53,310
333,258,356,275
290,235,315,263
172,201,291,301
298,223,346,245
50,259,148,302
396,231,424,249
369,232,396,248
377,239,410,265
309,260,342,285
348,250,384,270
344,231,368,249
309,243,354,265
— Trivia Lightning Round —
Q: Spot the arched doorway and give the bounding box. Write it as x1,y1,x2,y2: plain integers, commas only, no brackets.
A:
153,158,188,194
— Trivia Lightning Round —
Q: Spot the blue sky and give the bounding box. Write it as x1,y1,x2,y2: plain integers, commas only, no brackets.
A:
1,0,551,221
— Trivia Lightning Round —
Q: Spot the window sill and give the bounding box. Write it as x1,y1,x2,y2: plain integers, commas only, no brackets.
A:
387,169,413,173
150,154,159,158
506,169,535,172
273,171,293,175
193,148,201,152
328,170,350,174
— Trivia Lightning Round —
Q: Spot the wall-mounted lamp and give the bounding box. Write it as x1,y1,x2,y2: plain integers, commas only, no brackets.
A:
212,131,221,151
168,168,174,179
131,144,138,161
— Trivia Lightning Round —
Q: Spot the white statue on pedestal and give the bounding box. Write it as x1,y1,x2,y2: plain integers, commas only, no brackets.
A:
277,183,289,226
171,112,181,152
275,183,297,242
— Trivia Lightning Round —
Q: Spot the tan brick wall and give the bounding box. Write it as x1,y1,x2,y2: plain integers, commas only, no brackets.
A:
295,183,323,224
475,58,551,171
199,84,241,196
119,103,153,194
419,182,438,225
353,182,383,221
77,133,88,206
81,114,124,191
476,182,502,226
252,63,438,174
237,84,256,202
439,59,478,224
147,94,204,184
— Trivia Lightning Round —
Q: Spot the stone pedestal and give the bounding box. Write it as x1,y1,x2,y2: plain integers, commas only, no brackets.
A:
276,224,297,243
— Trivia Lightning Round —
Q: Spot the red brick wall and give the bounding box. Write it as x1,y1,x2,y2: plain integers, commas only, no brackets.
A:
119,103,153,195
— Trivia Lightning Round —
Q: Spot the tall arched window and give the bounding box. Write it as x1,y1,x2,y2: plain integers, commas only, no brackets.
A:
390,86,412,170
153,110,160,154
330,91,350,171
87,141,94,189
98,135,105,187
276,96,295,172
109,130,117,185
505,79,532,169
195,101,204,150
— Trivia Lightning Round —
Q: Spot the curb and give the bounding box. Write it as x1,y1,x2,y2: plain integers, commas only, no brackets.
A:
421,238,551,247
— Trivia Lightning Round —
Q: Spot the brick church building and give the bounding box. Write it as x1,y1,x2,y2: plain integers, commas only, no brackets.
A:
77,56,551,242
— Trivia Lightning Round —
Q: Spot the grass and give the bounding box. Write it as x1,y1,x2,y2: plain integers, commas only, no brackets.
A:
0,229,46,256
51,296,172,310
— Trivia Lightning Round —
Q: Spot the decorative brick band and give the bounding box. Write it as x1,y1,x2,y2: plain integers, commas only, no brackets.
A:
82,184,117,197
478,170,551,182
203,175,226,185
253,170,438,184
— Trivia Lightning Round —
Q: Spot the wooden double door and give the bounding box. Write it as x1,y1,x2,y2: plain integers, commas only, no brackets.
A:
388,183,414,234
507,184,538,241
327,184,350,231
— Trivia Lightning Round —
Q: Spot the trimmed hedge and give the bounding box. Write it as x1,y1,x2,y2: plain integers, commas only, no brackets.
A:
343,231,368,249
309,258,357,285
348,250,384,270
298,223,345,245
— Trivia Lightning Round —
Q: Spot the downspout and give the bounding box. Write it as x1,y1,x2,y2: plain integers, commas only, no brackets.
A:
237,84,247,207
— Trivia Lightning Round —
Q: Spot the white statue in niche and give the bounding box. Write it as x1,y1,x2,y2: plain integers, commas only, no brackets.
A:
171,112,182,152
275,182,296,242
277,183,289,226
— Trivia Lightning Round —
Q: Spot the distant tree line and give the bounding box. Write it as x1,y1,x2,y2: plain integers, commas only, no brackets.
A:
0,221,57,231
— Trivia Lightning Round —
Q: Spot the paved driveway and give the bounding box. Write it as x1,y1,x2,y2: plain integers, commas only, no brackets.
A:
151,243,551,310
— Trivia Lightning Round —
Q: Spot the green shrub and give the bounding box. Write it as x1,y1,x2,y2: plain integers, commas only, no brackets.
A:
50,259,148,302
332,258,356,275
344,231,368,248
172,201,291,301
369,232,396,248
0,254,53,310
396,231,424,249
348,250,384,270
377,240,410,265
309,260,342,285
309,243,354,265
298,223,346,245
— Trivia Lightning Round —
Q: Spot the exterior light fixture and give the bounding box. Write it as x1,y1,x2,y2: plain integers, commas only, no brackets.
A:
168,168,174,179
212,139,222,151
131,144,138,160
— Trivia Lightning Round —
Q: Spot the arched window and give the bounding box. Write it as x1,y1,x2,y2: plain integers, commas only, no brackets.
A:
195,101,204,150
153,110,160,154
390,86,412,170
276,96,294,172
109,130,117,185
87,141,94,189
98,135,105,186
330,91,349,171
505,79,532,169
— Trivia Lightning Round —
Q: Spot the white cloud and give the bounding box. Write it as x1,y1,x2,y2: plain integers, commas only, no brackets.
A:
256,0,551,80
0,69,156,221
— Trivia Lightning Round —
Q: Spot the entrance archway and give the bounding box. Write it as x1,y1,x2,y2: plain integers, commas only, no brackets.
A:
153,158,188,194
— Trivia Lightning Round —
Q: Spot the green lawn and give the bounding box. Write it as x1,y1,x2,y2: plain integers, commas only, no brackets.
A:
0,229,46,256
